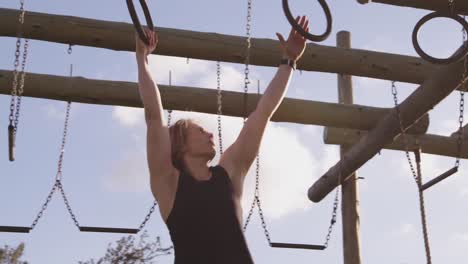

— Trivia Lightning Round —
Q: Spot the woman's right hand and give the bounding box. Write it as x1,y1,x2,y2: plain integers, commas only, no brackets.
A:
136,27,158,59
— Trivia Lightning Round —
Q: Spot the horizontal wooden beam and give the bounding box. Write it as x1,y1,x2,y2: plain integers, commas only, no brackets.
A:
324,127,468,159
308,45,468,203
357,0,468,16
0,8,440,84
0,69,429,133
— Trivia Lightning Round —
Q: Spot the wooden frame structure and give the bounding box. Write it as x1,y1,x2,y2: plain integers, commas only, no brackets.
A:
1,3,467,263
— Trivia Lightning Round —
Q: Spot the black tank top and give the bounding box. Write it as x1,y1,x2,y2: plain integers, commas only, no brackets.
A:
166,165,254,264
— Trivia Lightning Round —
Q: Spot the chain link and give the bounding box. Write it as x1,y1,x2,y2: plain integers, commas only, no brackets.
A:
217,61,223,155
456,26,467,167
13,38,29,136
243,0,253,122
30,47,77,231
254,154,271,243
322,162,342,248
9,0,28,155
30,180,59,229
58,181,81,228
391,81,432,264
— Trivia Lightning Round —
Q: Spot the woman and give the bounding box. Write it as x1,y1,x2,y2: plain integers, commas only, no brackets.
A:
135,15,309,264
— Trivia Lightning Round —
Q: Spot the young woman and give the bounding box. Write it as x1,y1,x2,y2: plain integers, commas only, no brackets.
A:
135,16,309,264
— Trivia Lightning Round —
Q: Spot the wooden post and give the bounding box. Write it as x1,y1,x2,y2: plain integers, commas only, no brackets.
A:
324,127,468,159
0,69,430,132
336,31,362,264
0,8,442,84
357,0,468,16
309,43,468,203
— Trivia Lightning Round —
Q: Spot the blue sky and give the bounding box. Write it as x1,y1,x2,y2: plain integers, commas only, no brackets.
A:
1,0,468,263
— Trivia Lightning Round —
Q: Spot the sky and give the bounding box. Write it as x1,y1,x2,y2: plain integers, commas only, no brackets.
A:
1,0,468,263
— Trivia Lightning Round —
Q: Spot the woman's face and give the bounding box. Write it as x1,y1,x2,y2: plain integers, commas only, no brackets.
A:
184,122,216,160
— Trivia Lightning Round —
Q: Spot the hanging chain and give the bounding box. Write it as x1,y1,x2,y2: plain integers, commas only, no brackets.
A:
217,61,223,155
455,23,467,167
31,47,76,230
58,181,81,228
139,71,175,232
8,0,29,161
254,154,272,244
242,0,257,232
9,0,26,127
391,81,432,264
58,46,81,229
30,180,59,229
243,0,253,122
13,38,29,136
323,167,341,248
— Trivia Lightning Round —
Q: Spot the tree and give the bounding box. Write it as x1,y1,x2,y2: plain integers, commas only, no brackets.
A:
79,231,173,264
0,243,28,264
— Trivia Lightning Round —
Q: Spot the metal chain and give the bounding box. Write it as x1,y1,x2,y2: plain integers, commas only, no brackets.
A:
322,161,342,248
13,38,29,136
243,0,253,122
138,201,158,232
455,25,467,167
217,61,223,155
254,154,272,243
8,0,28,159
30,180,59,229
138,71,175,232
58,181,81,228
56,48,81,229
242,0,256,232
391,81,432,264
392,82,419,182
30,46,76,230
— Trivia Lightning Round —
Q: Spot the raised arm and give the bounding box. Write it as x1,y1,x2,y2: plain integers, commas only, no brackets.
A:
220,16,309,197
135,29,177,197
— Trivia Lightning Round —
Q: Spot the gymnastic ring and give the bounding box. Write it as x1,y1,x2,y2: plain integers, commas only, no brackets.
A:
282,0,332,42
126,0,154,46
412,11,468,64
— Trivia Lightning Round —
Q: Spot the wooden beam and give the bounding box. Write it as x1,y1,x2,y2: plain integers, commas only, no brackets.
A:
0,69,430,132
0,8,440,84
308,44,468,203
357,0,468,16
336,31,362,264
324,127,468,159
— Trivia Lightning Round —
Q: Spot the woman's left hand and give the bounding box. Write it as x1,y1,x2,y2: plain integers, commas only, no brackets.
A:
276,15,309,62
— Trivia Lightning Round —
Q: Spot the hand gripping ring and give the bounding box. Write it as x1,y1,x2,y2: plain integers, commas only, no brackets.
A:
126,0,154,45
282,0,332,42
412,11,468,64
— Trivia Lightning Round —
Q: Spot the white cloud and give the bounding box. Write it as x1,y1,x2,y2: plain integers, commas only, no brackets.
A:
103,148,150,193
112,106,144,128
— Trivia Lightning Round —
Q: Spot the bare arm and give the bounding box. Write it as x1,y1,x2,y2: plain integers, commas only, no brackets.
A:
220,16,310,197
135,29,177,197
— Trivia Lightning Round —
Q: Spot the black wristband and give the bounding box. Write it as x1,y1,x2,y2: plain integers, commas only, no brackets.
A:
280,58,296,70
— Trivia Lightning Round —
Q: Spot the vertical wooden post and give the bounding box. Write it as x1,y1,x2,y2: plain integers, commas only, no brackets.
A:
337,31,362,264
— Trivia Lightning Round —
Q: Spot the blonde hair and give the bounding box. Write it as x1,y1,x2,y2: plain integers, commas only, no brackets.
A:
169,118,195,171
